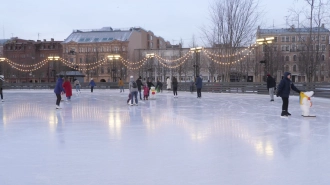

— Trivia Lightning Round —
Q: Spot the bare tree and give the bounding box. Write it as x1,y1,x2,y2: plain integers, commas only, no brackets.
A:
201,0,260,82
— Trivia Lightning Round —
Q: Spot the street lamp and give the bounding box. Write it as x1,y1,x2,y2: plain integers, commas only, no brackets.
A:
257,37,274,81
48,56,60,82
146,53,155,80
190,47,203,81
108,55,121,82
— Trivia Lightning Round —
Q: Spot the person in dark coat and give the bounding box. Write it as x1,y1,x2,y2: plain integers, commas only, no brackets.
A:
267,74,276,101
54,75,65,109
89,78,96,93
156,79,163,93
147,79,155,96
195,75,203,98
136,76,143,100
276,72,301,117
0,75,4,102
172,77,178,97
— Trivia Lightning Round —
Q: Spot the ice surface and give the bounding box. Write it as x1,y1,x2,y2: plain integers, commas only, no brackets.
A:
0,89,330,185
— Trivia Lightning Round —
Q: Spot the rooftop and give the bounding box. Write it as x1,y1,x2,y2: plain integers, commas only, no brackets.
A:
258,27,330,34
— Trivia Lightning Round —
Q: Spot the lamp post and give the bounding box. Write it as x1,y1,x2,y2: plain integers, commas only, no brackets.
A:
108,55,121,82
190,47,203,81
257,37,274,81
146,53,155,80
48,56,60,81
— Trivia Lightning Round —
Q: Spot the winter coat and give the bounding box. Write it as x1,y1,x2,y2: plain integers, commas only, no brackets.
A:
74,80,80,86
143,86,149,96
166,78,171,89
0,79,3,88
136,79,143,90
156,81,163,89
147,82,155,89
172,79,178,88
62,81,72,97
118,80,124,87
54,77,64,94
267,76,276,89
89,80,96,87
129,79,138,93
195,76,203,89
277,72,301,98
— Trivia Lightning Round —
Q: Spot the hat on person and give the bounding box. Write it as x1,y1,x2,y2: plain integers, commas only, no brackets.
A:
130,76,133,79
59,75,64,78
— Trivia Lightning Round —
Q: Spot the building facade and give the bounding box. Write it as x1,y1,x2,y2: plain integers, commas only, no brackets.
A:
63,27,169,82
256,26,330,82
3,38,63,83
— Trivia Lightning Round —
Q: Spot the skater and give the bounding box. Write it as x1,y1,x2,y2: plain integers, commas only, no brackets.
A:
0,75,4,102
156,79,163,93
172,77,178,98
195,75,203,98
267,74,276,101
276,72,301,117
74,79,81,93
147,79,155,96
143,85,149,100
136,76,143,100
89,78,96,93
166,77,171,91
118,78,124,93
190,80,194,94
127,93,132,104
54,75,65,109
62,77,72,101
129,76,138,106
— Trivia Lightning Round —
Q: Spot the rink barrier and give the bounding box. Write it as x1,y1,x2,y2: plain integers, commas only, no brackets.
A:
2,82,330,98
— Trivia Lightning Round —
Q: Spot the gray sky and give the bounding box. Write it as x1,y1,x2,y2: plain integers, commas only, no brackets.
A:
0,0,304,46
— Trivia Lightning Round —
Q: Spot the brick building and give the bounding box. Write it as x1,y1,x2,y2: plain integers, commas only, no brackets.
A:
256,26,330,82
62,27,169,82
3,38,63,83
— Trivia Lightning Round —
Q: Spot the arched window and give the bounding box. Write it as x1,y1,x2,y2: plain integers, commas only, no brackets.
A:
285,56,290,61
293,55,297,61
322,55,325,61
293,65,297,72
285,65,290,72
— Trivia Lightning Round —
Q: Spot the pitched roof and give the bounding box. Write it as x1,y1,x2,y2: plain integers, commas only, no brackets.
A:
259,27,330,34
63,28,133,43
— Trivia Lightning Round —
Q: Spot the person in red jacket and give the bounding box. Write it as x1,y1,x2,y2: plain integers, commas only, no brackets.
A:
62,77,72,101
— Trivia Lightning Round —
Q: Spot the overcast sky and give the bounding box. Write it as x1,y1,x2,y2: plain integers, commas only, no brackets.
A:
0,0,306,46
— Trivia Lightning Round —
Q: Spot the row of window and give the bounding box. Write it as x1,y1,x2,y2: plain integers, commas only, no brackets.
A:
65,46,125,53
274,35,327,42
284,64,327,72
265,44,327,52
282,55,326,61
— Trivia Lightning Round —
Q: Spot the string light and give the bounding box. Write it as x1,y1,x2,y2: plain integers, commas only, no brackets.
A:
204,43,257,58
154,52,191,63
202,48,255,65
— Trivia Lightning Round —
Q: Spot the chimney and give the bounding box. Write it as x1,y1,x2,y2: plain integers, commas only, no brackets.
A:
43,39,46,42
51,38,54,41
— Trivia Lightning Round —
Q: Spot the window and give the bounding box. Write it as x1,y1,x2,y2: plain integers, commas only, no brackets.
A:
80,58,82,63
285,65,290,72
286,36,290,42
286,46,289,51
274,37,278,42
293,65,297,72
93,48,96,52
79,38,85,42
322,36,326,41
281,46,285,51
93,38,99,42
70,58,74,63
281,37,285,42
322,55,325,61
107,67,111,74
316,45,320,51
108,38,113,41
322,45,326,51
293,55,297,61
102,38,108,41
285,56,289,61
292,36,296,42
273,46,277,51
85,38,91,42
150,42,153,49
122,46,126,51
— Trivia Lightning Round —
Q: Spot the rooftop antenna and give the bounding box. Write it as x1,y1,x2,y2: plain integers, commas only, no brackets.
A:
273,19,275,29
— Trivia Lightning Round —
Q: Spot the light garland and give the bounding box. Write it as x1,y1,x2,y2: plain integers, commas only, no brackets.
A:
120,58,148,70
5,59,49,72
120,57,149,66
202,48,255,65
204,43,257,58
156,55,190,69
7,58,49,68
154,52,191,63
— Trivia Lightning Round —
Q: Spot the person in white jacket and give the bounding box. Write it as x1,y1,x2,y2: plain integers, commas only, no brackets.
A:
166,77,171,90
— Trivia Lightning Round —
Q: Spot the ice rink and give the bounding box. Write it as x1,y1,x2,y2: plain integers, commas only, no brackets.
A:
0,89,329,185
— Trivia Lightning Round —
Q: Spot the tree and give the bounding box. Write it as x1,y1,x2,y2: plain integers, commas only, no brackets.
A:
201,0,260,82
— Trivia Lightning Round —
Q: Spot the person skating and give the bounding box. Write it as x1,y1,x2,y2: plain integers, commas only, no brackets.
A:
129,76,138,106
172,77,178,98
118,78,124,93
276,72,301,117
147,79,155,96
62,77,72,101
195,75,203,98
74,79,81,94
54,75,65,109
89,78,96,93
136,76,143,100
156,79,163,93
267,74,276,101
0,75,5,102
143,85,149,100
166,77,171,91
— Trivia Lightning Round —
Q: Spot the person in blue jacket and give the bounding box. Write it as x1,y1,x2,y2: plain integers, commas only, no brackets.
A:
276,72,301,117
54,75,64,109
195,75,203,98
89,78,96,93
